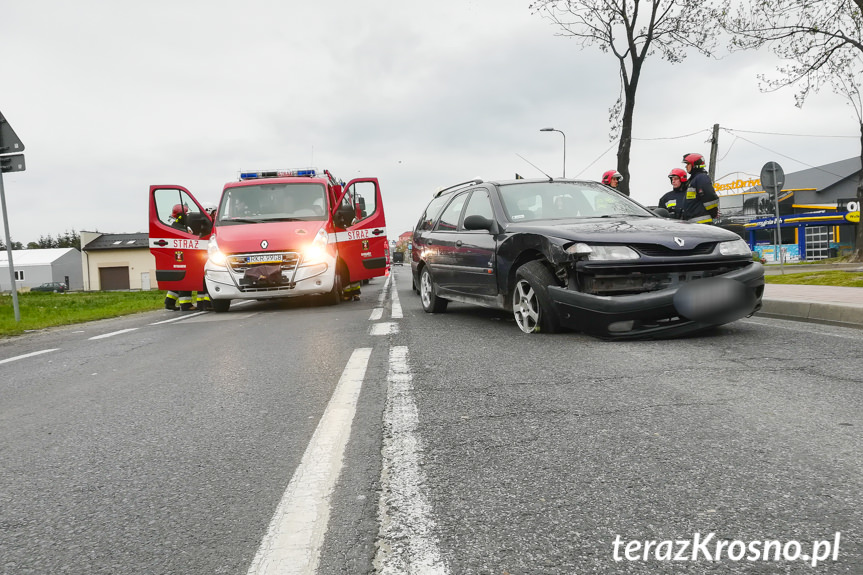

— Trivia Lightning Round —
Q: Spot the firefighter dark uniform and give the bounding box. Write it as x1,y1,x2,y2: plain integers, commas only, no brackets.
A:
680,153,719,224
658,168,689,219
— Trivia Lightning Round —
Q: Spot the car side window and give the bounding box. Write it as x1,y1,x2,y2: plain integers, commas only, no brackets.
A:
417,195,450,231
434,192,469,232
460,190,493,230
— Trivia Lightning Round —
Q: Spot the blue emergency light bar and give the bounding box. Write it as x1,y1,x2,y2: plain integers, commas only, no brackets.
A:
239,168,320,180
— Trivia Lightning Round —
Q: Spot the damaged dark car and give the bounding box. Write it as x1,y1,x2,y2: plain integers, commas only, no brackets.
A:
410,178,764,339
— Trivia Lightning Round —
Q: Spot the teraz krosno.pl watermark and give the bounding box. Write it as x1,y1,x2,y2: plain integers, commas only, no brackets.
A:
613,533,841,567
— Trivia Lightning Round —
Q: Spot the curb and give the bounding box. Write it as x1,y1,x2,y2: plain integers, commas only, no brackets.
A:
757,299,863,329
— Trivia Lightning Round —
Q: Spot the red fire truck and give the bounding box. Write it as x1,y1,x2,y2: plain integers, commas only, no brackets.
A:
148,168,388,312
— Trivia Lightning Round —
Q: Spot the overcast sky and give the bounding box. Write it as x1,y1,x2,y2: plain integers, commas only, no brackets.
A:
1,0,859,245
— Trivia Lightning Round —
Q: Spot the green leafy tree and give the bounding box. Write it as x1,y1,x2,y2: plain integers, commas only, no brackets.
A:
717,0,863,261
530,0,717,195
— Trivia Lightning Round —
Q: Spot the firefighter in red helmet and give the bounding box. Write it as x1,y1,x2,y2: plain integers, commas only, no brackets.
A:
680,153,719,224
657,168,689,219
601,170,623,189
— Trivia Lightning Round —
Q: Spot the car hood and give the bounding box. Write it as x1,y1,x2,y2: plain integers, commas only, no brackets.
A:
214,221,324,252
505,216,740,248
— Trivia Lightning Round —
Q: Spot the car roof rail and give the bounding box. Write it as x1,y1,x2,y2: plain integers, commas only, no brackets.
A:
433,178,484,198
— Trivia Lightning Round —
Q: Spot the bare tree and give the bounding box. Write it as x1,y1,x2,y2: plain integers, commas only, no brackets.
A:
530,0,716,195
718,0,863,261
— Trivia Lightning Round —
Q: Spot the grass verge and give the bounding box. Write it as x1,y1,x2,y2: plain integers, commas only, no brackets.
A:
764,270,863,288
0,291,164,338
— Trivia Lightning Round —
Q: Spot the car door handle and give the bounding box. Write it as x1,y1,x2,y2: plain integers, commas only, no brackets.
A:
455,240,463,247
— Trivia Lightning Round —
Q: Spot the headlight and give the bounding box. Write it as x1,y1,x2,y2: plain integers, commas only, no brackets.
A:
719,239,751,256
566,243,640,261
302,228,328,265
207,237,227,266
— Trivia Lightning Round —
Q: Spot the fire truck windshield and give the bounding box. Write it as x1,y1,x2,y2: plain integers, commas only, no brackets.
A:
217,183,328,224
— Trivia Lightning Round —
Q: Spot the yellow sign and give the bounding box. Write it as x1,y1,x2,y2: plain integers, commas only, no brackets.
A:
846,211,860,223
715,178,760,192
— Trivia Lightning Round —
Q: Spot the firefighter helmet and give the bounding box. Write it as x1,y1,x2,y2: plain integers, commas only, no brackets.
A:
171,204,189,219
668,167,688,184
202,202,217,218
682,153,706,170
601,170,623,185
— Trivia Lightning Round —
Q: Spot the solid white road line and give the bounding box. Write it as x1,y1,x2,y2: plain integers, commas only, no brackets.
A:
246,347,372,575
0,348,59,365
375,346,449,574
378,275,392,307
88,328,138,340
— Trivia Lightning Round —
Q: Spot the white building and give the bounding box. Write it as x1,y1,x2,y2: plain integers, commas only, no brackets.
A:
0,248,84,292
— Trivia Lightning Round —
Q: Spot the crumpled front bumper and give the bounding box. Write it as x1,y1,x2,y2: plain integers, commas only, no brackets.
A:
547,262,765,339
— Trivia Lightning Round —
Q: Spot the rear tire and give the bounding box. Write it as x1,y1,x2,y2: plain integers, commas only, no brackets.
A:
512,261,561,334
420,267,448,313
212,299,231,313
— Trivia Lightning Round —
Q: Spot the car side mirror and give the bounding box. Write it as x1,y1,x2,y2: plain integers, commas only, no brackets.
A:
334,204,355,228
463,215,495,232
652,207,671,218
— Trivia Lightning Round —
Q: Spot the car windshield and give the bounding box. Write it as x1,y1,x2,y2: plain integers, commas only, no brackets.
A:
217,183,328,224
497,181,653,221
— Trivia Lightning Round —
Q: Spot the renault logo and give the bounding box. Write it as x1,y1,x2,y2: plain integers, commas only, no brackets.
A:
674,237,685,247
261,240,269,249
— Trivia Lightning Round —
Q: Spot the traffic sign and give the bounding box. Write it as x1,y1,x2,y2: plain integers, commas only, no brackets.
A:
759,161,785,195
0,154,25,173
0,110,25,154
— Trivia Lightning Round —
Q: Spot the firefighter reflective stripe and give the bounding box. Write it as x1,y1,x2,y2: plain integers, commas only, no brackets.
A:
178,294,194,305
196,293,211,303
703,198,719,211
165,291,179,309
664,199,677,208
343,281,362,301
330,228,387,243
689,215,713,224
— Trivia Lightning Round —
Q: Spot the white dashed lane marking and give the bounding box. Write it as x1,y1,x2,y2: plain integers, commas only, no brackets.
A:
0,349,59,365
88,328,138,340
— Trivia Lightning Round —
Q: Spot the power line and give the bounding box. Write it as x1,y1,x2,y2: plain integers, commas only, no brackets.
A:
724,127,857,139
632,129,711,141
728,134,848,178
574,139,619,178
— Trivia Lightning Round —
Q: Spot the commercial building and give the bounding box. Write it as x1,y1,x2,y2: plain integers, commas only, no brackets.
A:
716,157,860,261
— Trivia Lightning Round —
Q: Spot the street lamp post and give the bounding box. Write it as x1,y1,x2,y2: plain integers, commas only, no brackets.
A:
540,127,566,178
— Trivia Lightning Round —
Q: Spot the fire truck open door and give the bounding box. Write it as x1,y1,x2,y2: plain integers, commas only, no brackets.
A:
333,178,388,282
148,185,212,293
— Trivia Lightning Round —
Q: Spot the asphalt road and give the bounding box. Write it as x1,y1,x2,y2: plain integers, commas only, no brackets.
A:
1,268,861,574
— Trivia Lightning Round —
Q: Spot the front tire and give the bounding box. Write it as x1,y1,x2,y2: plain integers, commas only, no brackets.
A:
512,261,561,334
324,269,343,306
420,267,448,313
212,299,231,313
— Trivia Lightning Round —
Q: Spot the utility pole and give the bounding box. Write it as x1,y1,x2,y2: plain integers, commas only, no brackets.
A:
708,123,719,183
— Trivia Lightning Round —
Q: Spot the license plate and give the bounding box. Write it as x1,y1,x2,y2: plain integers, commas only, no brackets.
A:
247,254,281,264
